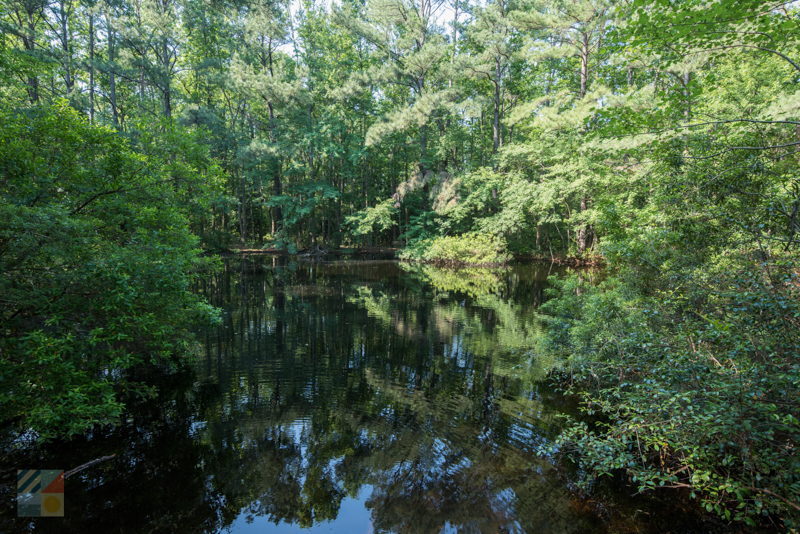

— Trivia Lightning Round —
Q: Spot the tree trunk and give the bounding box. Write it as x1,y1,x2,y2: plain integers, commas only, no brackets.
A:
58,0,73,94
161,38,172,119
492,56,502,155
106,12,119,128
576,196,593,254
23,8,39,103
163,85,172,119
536,224,542,251
683,71,691,121
419,124,428,173
268,101,282,234
89,12,95,122
266,42,282,235
579,33,590,98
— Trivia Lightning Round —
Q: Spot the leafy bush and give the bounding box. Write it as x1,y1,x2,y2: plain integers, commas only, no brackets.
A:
0,103,219,442
537,265,800,528
399,232,512,266
345,198,397,239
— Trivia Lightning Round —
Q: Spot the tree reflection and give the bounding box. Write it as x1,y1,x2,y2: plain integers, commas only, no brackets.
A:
0,258,599,534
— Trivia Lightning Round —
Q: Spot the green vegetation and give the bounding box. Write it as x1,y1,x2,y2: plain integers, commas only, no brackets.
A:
0,103,219,440
0,0,798,528
399,233,512,265
538,273,799,526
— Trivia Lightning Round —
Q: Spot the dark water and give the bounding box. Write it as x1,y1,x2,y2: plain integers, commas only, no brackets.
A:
1,258,709,533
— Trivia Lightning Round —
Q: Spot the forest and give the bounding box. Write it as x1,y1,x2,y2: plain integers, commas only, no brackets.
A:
0,0,798,530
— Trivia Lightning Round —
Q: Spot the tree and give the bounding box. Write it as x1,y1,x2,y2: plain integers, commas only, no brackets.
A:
230,0,306,241
3,0,50,103
464,0,521,156
0,102,218,439
337,0,454,173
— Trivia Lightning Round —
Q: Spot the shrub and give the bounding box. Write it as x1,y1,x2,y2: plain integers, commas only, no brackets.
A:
537,265,800,528
399,232,512,266
0,103,219,442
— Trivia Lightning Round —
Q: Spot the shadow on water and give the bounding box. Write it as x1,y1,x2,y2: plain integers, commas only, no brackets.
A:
0,257,717,533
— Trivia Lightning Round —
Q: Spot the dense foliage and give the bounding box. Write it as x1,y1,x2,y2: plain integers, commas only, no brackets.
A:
0,0,798,528
525,2,800,528
399,232,511,265
0,103,219,441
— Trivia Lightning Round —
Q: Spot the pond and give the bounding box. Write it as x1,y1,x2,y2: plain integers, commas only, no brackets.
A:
1,258,711,533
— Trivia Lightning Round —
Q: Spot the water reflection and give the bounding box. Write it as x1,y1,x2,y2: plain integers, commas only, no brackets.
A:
1,258,601,534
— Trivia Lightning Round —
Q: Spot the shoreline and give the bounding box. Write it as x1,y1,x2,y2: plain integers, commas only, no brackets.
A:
216,247,603,268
